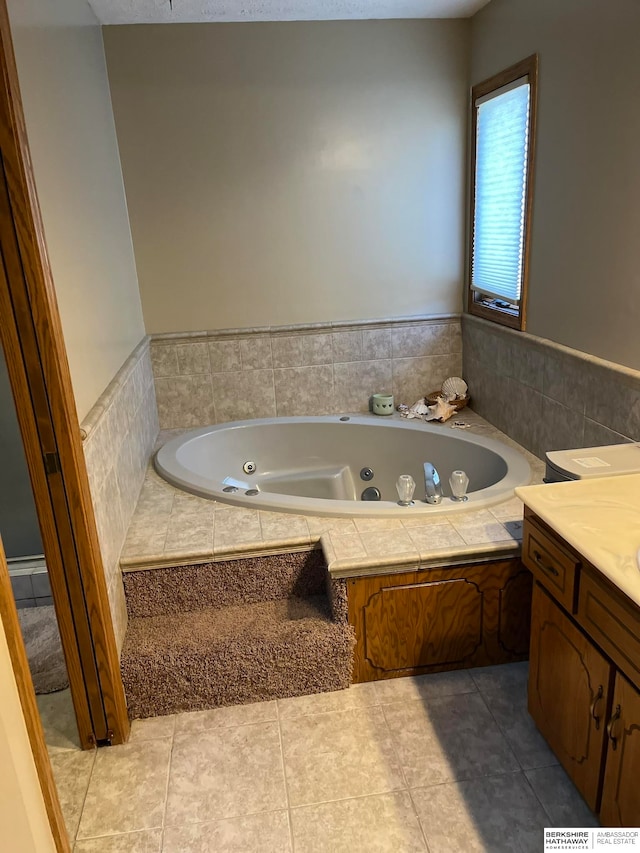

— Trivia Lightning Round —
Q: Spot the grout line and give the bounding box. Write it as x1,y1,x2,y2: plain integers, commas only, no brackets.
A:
274,702,295,853
70,746,98,845
474,682,525,772
521,767,557,826
159,719,176,843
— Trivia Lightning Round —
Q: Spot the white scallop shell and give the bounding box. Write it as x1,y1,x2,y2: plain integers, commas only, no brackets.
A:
441,376,468,401
409,398,430,416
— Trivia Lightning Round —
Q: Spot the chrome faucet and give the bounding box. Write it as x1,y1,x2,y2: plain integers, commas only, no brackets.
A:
423,462,443,504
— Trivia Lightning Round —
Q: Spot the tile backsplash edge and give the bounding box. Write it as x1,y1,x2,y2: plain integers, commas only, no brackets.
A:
150,313,461,344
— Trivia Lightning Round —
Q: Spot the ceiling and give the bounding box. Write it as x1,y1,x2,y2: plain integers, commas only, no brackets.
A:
88,0,491,26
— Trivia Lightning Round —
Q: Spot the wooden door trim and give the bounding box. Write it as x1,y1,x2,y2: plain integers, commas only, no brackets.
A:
0,537,71,852
0,0,129,746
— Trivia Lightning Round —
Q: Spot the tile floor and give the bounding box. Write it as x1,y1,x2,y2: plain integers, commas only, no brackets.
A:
39,663,598,853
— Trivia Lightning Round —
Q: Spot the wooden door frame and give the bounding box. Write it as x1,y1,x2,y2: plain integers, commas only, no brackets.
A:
0,0,129,748
0,535,70,852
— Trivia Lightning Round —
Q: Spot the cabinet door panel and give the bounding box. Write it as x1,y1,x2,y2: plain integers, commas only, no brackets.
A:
529,583,612,811
362,578,483,673
600,673,640,826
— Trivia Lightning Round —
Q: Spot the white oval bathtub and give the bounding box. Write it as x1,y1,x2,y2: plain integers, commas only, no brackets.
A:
155,415,532,518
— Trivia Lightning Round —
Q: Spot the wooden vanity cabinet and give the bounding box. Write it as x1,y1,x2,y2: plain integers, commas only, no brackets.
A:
528,582,612,812
523,510,640,825
600,672,640,826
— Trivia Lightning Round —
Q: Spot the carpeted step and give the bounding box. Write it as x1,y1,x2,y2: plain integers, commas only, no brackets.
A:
122,550,329,618
121,595,356,718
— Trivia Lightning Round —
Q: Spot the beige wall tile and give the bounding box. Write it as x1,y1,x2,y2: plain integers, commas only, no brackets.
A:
272,335,305,368
273,365,335,416
212,369,276,422
302,333,333,365
150,344,178,378
333,360,392,413
156,375,215,428
362,328,391,360
240,337,273,370
176,342,211,375
332,330,363,363
209,340,242,372
391,324,451,358
392,354,461,406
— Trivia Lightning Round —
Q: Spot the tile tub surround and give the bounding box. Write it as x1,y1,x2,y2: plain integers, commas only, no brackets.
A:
82,337,160,653
150,315,462,429
120,410,544,579
462,314,640,459
41,663,597,851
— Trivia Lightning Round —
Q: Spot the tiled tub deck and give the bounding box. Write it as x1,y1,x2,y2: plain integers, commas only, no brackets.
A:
120,410,545,579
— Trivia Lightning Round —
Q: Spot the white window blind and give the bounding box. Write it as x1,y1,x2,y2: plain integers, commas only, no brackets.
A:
471,79,531,305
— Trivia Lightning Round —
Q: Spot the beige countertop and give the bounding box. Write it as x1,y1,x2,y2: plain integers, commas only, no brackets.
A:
119,410,545,579
516,473,640,608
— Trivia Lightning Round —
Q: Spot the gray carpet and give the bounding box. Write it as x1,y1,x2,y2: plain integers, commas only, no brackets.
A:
18,605,69,694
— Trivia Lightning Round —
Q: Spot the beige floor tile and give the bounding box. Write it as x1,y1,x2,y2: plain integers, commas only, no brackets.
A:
373,670,477,705
173,700,278,735
128,715,175,742
165,722,286,825
525,765,599,827
162,810,292,852
38,688,80,752
73,828,162,852
382,692,520,788
277,682,379,720
50,748,96,840
483,682,558,770
290,791,427,852
412,772,548,853
280,706,405,807
471,661,529,693
76,739,172,839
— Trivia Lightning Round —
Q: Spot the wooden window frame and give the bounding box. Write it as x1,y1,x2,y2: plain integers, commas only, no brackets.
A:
467,54,538,331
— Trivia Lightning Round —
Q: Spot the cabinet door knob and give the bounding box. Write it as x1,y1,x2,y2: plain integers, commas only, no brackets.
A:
607,704,622,750
590,684,604,730
533,549,559,577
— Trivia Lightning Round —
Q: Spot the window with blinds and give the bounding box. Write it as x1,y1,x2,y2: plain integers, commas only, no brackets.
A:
468,55,538,330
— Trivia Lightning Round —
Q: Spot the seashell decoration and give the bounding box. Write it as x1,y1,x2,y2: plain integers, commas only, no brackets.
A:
424,395,457,423
441,376,468,402
402,398,430,419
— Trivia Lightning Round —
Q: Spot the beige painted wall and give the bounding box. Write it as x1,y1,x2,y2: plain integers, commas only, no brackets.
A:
103,21,469,334
471,0,640,371
0,605,56,852
7,0,145,420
